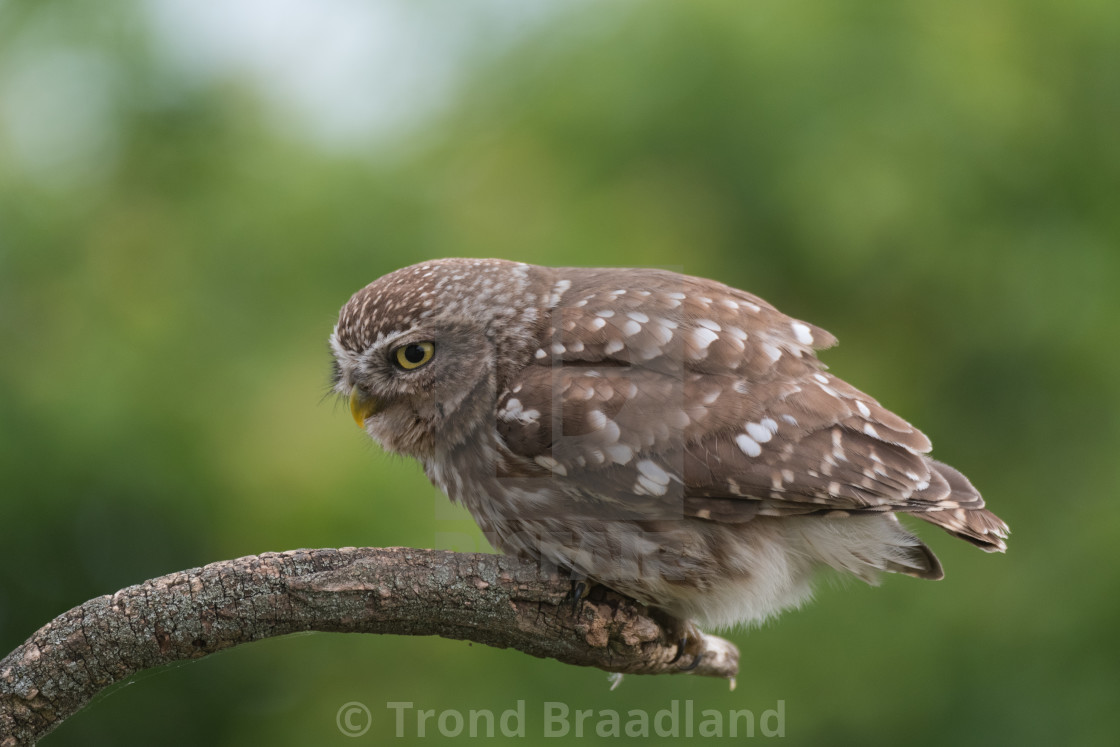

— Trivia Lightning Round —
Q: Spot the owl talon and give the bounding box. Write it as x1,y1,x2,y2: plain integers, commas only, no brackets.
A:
679,651,704,672
669,636,704,670
663,618,704,669
669,637,687,664
669,637,704,671
570,580,587,614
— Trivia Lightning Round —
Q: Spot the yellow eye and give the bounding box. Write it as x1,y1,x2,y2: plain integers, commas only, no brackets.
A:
394,341,435,370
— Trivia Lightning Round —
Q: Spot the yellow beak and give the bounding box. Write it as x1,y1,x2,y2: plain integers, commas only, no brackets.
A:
349,388,381,427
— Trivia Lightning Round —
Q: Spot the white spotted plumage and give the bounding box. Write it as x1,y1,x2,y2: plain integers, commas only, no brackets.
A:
332,258,1009,636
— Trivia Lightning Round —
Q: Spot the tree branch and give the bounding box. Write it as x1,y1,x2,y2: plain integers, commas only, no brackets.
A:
0,547,739,745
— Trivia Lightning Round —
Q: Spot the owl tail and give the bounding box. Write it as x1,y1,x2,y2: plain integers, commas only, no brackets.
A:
798,514,945,582
885,538,944,581
913,460,1010,553
916,507,1009,553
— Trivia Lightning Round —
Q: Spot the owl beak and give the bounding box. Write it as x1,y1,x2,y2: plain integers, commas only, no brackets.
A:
349,388,381,426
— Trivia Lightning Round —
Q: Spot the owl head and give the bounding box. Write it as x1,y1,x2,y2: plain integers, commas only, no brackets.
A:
330,258,543,457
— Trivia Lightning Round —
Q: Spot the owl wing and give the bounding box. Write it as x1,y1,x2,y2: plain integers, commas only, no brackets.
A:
495,268,1006,550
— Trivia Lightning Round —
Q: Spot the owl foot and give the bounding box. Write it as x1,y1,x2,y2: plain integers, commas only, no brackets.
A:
570,580,587,613
671,634,704,671
656,614,705,671
566,576,597,614
678,647,704,672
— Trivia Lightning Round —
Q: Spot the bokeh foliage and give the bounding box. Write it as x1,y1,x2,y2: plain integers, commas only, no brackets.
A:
2,0,1118,744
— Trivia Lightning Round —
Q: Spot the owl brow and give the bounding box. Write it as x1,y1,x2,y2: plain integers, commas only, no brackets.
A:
369,328,427,359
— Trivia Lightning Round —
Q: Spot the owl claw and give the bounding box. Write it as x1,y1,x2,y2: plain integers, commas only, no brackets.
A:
669,636,704,669
570,580,587,613
663,619,704,670
679,651,704,672
669,637,686,664
567,577,596,613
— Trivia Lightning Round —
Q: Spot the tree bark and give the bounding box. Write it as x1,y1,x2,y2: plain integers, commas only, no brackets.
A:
0,547,739,745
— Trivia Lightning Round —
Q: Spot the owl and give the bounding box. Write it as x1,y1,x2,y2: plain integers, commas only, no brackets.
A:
330,258,1007,661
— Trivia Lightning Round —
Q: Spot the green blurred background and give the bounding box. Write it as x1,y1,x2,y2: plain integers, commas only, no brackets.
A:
2,0,1118,744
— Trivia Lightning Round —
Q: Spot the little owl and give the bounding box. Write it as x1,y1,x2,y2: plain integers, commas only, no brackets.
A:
330,258,1008,662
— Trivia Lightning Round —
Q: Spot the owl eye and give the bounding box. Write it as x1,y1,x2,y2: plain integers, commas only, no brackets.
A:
394,341,435,370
